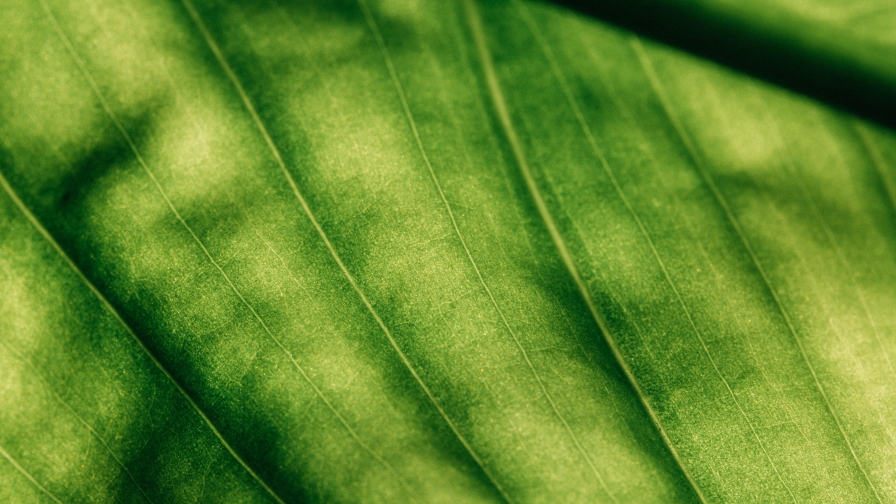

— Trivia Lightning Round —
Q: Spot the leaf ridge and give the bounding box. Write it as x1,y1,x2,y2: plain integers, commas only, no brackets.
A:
179,0,504,500
518,5,795,499
0,444,63,504
630,36,883,503
359,0,616,499
463,1,707,502
570,33,814,447
0,339,154,504
446,15,642,446
514,7,794,499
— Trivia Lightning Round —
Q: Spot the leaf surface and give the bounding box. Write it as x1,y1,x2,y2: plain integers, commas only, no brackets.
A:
1,0,895,502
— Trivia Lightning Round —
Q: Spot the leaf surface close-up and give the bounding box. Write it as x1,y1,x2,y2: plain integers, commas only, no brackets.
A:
1,0,895,502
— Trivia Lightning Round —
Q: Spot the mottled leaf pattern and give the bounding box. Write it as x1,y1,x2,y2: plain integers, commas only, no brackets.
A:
1,0,894,502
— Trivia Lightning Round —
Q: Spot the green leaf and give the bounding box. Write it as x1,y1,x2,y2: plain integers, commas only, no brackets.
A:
555,0,896,125
1,0,894,502
632,0,896,90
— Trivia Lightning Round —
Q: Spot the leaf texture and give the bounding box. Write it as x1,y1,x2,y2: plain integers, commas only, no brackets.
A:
1,0,894,502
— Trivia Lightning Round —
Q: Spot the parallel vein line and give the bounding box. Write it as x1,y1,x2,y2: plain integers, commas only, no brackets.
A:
515,10,792,500
49,0,416,497
462,1,706,502
0,163,280,503
516,5,790,499
0,340,153,504
174,1,420,494
574,35,810,446
358,1,613,500
631,36,882,503
0,444,63,503
178,0,498,501
851,124,896,378
763,109,895,381
37,2,332,502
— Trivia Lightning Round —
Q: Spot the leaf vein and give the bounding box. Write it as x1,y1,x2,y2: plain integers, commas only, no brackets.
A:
0,444,63,504
35,3,289,502
0,340,154,504
631,36,882,503
1,163,282,502
761,108,896,381
360,1,610,500
179,0,505,500
518,7,790,499
464,1,706,502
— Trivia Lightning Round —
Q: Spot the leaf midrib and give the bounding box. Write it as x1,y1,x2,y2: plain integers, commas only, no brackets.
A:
460,0,707,501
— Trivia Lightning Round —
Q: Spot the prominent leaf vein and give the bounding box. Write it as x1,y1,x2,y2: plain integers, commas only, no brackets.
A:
35,2,290,502
359,0,613,498
463,1,706,502
47,1,415,498
515,7,792,499
631,36,883,503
